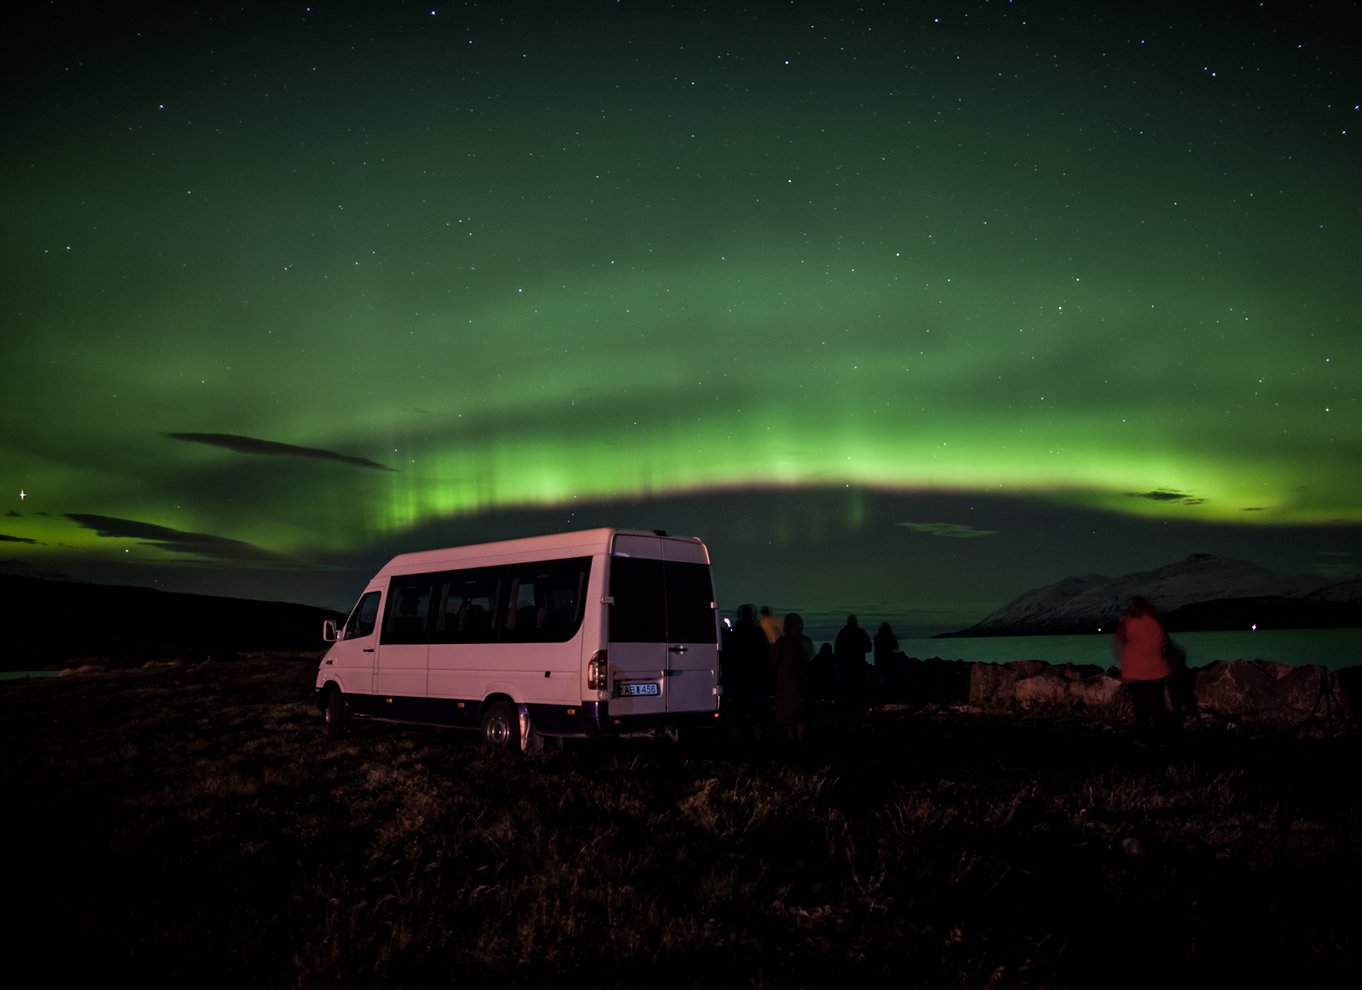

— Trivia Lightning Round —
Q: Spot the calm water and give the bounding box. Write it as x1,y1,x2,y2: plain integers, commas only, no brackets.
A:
893,628,1362,672
4,631,1357,678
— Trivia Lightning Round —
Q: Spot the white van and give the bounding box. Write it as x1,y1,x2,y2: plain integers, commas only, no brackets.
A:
315,528,722,748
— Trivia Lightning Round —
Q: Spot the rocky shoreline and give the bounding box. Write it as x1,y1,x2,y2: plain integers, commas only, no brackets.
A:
891,654,1359,737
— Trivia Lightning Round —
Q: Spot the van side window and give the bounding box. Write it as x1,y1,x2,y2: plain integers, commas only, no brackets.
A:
343,591,381,640
432,568,499,644
382,577,433,644
503,556,591,643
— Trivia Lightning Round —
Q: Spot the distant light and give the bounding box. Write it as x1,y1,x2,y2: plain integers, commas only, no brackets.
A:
1251,623,1258,631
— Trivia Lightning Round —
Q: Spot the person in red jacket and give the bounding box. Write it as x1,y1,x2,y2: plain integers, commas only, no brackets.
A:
1113,596,1172,746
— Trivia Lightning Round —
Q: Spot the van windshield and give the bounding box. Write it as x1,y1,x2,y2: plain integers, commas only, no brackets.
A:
343,591,381,639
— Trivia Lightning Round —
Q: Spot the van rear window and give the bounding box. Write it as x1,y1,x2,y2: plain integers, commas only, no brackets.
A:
609,557,716,644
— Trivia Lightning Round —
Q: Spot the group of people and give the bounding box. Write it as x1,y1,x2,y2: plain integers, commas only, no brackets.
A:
725,595,1195,745
721,606,902,741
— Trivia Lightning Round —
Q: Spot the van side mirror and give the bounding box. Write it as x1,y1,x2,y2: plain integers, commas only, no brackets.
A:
322,619,339,643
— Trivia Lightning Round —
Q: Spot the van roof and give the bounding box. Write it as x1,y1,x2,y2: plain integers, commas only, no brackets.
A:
380,528,705,575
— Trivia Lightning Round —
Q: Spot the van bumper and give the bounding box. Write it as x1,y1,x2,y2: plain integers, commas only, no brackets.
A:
552,701,721,737
523,701,720,738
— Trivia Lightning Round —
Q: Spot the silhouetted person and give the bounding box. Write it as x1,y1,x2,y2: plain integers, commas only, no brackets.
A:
834,613,872,708
723,604,769,738
1164,635,1197,723
758,605,782,645
1113,596,1172,746
772,612,814,740
810,642,835,700
874,621,901,697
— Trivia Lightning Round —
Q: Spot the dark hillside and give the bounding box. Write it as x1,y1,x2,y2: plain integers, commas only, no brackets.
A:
2,575,341,669
1162,596,1362,631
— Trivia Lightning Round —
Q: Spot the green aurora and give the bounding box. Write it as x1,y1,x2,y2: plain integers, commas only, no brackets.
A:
2,3,1358,633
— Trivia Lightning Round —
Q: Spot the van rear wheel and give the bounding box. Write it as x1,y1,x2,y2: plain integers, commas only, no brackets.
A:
481,701,520,750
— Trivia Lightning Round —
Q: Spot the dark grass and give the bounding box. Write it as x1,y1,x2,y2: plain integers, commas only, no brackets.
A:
3,655,1359,988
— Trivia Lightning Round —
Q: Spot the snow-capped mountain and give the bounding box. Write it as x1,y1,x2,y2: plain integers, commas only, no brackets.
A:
948,554,1360,636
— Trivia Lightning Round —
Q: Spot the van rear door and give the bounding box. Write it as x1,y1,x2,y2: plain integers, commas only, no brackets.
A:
607,535,719,718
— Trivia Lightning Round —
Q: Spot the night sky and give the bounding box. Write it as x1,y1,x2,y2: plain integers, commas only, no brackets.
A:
4,2,1359,637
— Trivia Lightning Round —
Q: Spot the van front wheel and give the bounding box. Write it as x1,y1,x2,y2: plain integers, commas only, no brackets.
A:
481,701,521,750
324,689,347,739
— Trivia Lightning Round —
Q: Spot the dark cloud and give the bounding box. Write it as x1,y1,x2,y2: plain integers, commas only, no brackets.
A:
65,514,277,560
166,433,393,471
1126,490,1206,506
897,521,997,539
0,532,41,544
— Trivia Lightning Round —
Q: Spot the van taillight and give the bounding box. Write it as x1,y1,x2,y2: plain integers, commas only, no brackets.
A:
587,651,607,691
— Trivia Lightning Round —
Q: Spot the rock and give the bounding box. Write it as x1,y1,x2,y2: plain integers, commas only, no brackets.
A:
1337,666,1362,722
968,662,1018,706
1196,659,1287,716
1069,674,1123,707
1015,672,1068,707
1277,665,1330,715
1006,659,1051,680
1190,660,1354,733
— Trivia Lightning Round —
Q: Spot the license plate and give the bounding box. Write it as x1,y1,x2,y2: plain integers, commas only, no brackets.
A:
616,681,660,697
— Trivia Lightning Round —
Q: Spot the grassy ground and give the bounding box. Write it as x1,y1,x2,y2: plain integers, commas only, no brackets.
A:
4,654,1358,988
